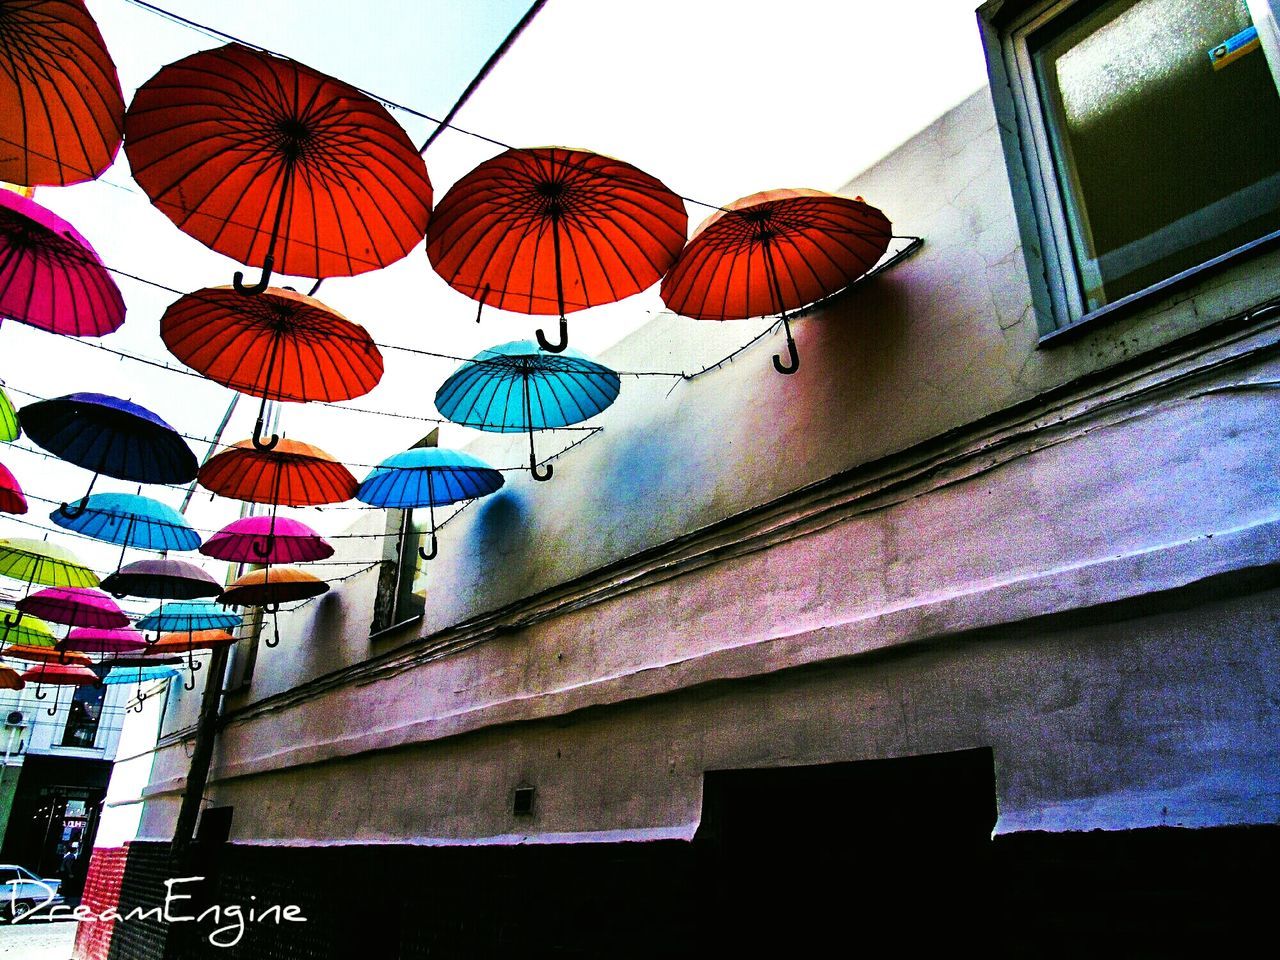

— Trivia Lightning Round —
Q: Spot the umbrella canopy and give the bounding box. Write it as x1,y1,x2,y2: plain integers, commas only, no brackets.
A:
0,537,98,588
0,461,27,514
0,384,19,441
0,0,125,187
434,340,620,480
19,393,197,517
0,190,126,337
16,586,128,628
101,664,179,685
200,514,333,565
660,189,893,374
0,608,55,648
20,661,97,685
160,286,384,450
426,146,687,352
151,629,237,653
199,438,357,506
49,491,201,552
100,558,221,600
137,601,240,634
124,42,433,292
219,566,328,608
358,447,504,560
60,626,147,654
0,666,23,690
4,644,92,666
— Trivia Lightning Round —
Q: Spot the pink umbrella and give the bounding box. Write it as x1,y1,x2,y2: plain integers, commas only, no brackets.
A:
15,586,129,629
0,462,26,515
60,626,149,655
0,190,125,337
199,515,334,564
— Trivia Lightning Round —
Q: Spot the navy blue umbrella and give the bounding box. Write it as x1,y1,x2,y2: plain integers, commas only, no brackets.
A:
20,393,197,517
358,448,504,559
434,340,620,482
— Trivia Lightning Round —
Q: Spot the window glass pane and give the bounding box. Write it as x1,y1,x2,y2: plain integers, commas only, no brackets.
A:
61,677,106,748
395,510,428,622
1031,0,1280,310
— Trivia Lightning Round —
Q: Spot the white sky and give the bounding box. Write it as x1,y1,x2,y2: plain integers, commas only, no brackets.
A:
0,0,989,584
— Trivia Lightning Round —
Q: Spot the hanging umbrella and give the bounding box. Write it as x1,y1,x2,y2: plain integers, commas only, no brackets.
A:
357,448,503,560
434,340,620,481
0,538,98,635
220,566,328,608
124,42,433,293
0,608,55,651
0,461,27,514
199,438,358,507
137,601,240,635
19,660,99,715
0,190,126,336
49,492,201,555
660,189,893,374
19,393,198,516
426,146,687,352
4,644,91,666
160,286,383,450
151,629,237,653
0,666,23,690
0,0,125,187
0,384,19,441
15,586,128,629
60,626,147,654
200,515,333,565
102,664,179,683
100,558,221,600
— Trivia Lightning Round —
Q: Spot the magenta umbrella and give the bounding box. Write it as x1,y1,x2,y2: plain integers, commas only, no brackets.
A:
199,515,334,564
15,586,128,629
0,190,125,337
59,626,148,654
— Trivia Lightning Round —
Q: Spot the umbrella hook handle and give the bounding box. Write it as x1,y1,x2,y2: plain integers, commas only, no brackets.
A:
233,254,275,296
251,416,280,452
772,336,800,375
58,493,92,519
530,452,553,482
418,533,438,561
535,317,569,354
183,670,197,691
130,691,147,714
2,611,22,631
33,684,46,700
264,607,281,648
251,533,276,558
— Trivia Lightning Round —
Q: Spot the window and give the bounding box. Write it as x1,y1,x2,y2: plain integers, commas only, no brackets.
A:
371,508,428,634
982,0,1280,335
60,678,106,748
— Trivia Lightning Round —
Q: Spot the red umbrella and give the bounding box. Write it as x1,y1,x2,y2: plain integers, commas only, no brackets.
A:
0,461,27,514
426,146,687,352
0,0,125,187
0,189,126,336
160,286,383,450
199,438,357,506
20,660,98,715
660,189,892,374
124,42,433,293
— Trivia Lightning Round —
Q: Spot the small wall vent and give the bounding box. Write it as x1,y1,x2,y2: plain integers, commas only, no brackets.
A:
513,785,536,816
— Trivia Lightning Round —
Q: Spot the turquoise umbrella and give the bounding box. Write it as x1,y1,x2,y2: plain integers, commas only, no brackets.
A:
49,492,202,562
357,448,503,559
434,340,619,481
137,601,240,635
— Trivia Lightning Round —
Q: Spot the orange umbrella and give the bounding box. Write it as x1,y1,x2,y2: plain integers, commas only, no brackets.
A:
3,644,92,666
427,146,687,353
0,0,125,186
199,439,357,506
124,42,432,293
160,287,383,451
219,566,328,608
151,629,236,654
660,189,892,374
0,665,23,690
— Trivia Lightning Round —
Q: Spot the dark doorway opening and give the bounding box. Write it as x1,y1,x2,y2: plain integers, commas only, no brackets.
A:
695,748,997,952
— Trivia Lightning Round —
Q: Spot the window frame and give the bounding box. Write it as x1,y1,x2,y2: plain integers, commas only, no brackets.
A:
979,0,1280,342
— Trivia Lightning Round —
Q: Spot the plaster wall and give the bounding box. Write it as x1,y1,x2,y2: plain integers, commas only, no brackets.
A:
138,87,1280,842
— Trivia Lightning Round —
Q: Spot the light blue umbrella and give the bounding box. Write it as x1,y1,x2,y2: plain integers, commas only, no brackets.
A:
357,448,504,559
49,492,201,555
434,340,620,482
102,664,179,684
137,601,240,634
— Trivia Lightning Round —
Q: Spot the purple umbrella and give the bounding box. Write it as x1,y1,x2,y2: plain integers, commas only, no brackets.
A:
60,626,148,654
15,586,129,629
100,558,221,600
199,515,334,564
0,190,125,337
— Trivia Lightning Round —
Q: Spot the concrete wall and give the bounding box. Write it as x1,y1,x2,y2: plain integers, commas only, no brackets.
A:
137,87,1280,844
